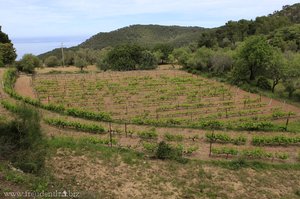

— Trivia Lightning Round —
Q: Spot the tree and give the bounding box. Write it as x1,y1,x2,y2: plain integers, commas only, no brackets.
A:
74,54,88,71
0,52,4,67
282,52,300,98
44,56,59,67
235,36,274,81
0,26,11,43
96,47,111,71
172,47,191,66
137,50,157,70
198,32,217,48
210,51,233,75
16,54,40,73
186,47,213,71
0,43,17,65
153,44,173,64
266,50,285,93
107,44,142,71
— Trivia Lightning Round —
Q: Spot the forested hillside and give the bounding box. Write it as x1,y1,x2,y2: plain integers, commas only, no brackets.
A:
39,25,205,59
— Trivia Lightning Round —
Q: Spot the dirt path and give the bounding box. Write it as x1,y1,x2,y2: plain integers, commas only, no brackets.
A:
14,75,36,99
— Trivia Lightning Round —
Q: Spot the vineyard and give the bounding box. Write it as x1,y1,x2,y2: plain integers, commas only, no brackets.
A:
2,68,300,163
32,70,297,130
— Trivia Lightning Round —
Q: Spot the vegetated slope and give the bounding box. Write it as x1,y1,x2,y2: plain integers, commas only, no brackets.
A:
38,25,205,59
200,3,300,48
80,25,205,49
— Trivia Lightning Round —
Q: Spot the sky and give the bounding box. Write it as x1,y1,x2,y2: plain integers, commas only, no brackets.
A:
0,0,299,58
0,0,299,39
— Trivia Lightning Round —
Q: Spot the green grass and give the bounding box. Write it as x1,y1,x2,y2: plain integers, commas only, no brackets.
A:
208,159,300,170
0,161,57,192
47,136,144,165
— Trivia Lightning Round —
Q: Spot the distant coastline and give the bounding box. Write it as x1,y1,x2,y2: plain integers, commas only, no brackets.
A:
11,36,88,59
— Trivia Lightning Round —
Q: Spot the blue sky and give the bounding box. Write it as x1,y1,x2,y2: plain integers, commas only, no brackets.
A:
0,0,299,39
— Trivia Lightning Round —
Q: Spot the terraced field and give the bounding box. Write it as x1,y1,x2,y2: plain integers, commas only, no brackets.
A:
2,67,300,198
32,69,299,129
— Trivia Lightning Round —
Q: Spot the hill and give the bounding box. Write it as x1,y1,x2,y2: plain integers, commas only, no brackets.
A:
38,25,205,59
80,25,205,49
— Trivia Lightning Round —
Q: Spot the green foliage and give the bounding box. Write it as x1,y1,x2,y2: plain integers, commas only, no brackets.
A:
206,133,247,145
44,56,59,67
44,118,105,134
198,32,217,48
164,133,184,142
74,49,89,71
242,148,273,159
282,52,300,98
0,43,17,65
137,128,158,140
252,135,300,146
153,43,174,64
269,24,300,51
238,121,274,131
256,76,271,90
211,147,239,156
198,120,224,130
142,142,158,153
16,54,40,73
0,104,47,174
0,28,11,43
156,141,185,162
0,52,4,67
65,108,112,122
99,44,158,71
234,36,275,81
137,50,158,70
212,147,290,160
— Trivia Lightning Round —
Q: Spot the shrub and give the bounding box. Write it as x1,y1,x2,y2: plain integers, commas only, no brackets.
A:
16,54,40,73
256,76,271,90
44,56,59,67
156,141,184,161
0,104,47,173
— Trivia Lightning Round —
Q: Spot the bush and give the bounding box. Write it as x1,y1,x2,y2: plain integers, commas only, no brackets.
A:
99,44,158,71
156,141,183,161
137,50,158,70
256,76,271,90
16,54,40,73
44,56,59,67
0,104,47,173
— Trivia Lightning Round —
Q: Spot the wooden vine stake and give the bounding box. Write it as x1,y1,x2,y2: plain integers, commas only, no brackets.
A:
259,94,262,102
285,112,291,131
209,131,215,157
109,122,113,147
125,123,128,138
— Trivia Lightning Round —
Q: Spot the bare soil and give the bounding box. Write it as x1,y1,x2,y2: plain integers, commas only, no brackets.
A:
14,75,36,99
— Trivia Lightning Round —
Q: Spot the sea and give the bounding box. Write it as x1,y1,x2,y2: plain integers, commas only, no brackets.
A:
11,36,88,60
